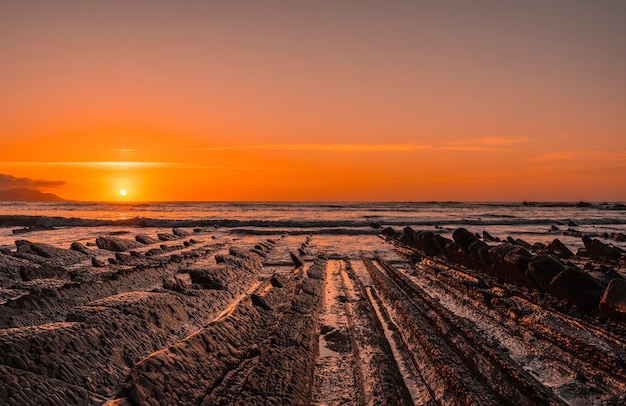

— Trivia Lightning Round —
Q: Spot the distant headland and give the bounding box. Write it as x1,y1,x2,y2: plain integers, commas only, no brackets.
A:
0,188,64,201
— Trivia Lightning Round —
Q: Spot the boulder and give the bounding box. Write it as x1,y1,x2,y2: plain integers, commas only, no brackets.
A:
95,236,141,252
531,242,546,251
414,231,440,256
399,227,416,246
270,276,285,288
290,251,304,268
115,252,136,265
544,238,574,259
172,228,191,237
452,228,479,252
250,294,272,310
513,238,532,249
145,248,163,257
70,241,90,254
526,255,565,291
482,231,497,242
92,257,106,267
135,234,159,245
467,240,488,261
432,234,453,257
582,236,623,261
157,233,179,241
599,279,626,322
549,267,605,310
487,244,534,288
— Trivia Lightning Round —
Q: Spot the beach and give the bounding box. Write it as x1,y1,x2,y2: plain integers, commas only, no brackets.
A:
0,202,625,404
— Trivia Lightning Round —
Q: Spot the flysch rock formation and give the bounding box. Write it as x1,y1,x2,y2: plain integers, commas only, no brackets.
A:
0,225,625,405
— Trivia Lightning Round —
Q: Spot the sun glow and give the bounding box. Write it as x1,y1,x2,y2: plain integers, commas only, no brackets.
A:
119,189,128,197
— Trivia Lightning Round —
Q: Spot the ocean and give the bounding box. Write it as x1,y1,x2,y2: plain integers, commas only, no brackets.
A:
1,201,625,251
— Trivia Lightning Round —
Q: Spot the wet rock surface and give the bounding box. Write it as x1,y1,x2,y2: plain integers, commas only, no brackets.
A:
1,226,626,405
95,236,141,252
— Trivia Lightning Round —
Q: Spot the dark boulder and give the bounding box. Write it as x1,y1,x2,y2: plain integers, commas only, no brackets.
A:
145,248,163,257
251,294,272,310
290,251,304,268
568,220,578,227
157,233,178,241
452,228,479,252
115,252,136,265
550,225,560,232
172,228,191,237
549,267,605,310
513,238,532,249
487,244,535,288
599,279,626,322
544,238,574,259
70,241,90,254
270,276,285,288
399,227,417,246
92,257,106,267
531,242,546,251
468,240,488,259
95,236,141,252
582,236,623,261
526,255,565,291
135,234,159,244
432,234,453,257
414,231,440,257
482,231,497,242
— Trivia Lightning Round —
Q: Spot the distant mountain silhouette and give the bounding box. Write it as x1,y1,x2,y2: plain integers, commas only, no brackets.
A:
0,188,65,201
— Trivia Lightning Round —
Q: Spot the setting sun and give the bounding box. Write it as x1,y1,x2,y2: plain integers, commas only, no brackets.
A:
119,189,128,197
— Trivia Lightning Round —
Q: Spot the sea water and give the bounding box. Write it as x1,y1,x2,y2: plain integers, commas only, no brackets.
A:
1,201,625,251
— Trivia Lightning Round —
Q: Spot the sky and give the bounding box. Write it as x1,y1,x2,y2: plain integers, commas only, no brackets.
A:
1,0,625,202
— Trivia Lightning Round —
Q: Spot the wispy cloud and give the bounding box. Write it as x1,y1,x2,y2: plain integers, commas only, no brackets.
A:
198,138,529,153
529,151,626,161
198,143,429,152
2,161,171,168
443,136,530,151
0,162,289,170
0,173,65,190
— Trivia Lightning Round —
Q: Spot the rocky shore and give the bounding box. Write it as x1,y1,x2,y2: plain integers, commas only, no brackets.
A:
0,223,625,405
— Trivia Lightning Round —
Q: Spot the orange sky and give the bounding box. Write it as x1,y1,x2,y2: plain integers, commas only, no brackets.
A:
1,1,625,202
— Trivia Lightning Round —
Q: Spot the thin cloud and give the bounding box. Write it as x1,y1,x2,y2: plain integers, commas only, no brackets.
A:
198,143,429,152
443,136,530,151
0,173,65,190
1,161,289,170
2,161,171,168
529,151,626,161
198,139,529,153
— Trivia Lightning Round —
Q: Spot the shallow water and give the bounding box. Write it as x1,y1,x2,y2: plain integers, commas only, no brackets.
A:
1,202,625,250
